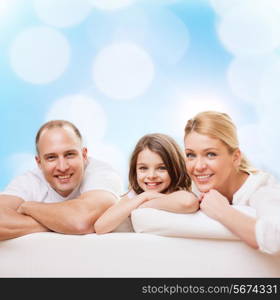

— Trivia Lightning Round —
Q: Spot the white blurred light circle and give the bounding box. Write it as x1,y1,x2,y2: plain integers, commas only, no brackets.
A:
0,0,10,16
218,4,280,56
238,123,266,168
210,0,242,16
8,153,37,176
88,0,135,10
10,26,70,84
227,54,280,104
45,94,107,142
212,0,280,17
167,93,234,139
93,42,155,100
33,0,92,28
257,113,280,178
86,140,127,188
143,9,190,66
259,60,280,113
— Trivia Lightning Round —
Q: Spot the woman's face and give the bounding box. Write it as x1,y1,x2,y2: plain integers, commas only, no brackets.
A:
184,131,240,193
136,148,171,193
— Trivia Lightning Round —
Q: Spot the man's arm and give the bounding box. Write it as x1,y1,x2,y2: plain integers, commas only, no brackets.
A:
18,190,117,234
0,195,50,241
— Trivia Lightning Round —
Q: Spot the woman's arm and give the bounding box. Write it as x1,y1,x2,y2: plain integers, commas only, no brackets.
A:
139,190,199,213
200,189,258,249
94,192,155,234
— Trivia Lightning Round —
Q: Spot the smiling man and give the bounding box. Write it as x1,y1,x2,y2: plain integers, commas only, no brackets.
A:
0,120,123,240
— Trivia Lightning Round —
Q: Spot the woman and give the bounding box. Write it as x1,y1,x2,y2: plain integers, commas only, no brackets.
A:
184,110,280,254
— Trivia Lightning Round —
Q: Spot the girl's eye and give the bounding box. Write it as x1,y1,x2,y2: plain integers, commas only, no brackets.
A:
185,153,195,158
138,166,147,170
158,166,167,170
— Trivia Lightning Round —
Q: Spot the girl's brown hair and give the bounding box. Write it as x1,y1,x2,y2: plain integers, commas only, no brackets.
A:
184,111,257,174
128,133,191,194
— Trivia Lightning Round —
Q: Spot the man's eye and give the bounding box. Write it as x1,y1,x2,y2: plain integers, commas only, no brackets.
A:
66,153,75,157
46,156,56,160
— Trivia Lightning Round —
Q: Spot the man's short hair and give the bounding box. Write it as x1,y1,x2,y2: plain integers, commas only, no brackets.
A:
35,120,82,154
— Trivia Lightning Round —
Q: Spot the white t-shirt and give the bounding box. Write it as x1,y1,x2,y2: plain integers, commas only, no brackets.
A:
192,171,280,254
0,157,123,203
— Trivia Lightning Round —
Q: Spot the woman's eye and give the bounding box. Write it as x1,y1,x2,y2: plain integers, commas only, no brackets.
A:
207,152,217,158
185,153,195,158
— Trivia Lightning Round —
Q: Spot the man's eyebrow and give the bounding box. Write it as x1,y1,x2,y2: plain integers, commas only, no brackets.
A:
64,149,78,153
43,153,56,158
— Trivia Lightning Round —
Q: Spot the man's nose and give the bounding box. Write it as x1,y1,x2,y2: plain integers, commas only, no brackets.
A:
56,158,69,172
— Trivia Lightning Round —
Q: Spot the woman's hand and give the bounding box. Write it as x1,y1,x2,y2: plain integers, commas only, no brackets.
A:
199,189,231,221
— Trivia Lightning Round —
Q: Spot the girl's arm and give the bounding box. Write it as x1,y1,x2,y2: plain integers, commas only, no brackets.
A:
200,189,258,248
94,192,156,234
139,190,199,213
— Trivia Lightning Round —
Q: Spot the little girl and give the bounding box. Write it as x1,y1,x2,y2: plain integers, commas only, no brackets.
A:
94,133,199,234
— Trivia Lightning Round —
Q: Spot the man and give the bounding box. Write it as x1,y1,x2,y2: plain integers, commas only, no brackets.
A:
0,120,123,240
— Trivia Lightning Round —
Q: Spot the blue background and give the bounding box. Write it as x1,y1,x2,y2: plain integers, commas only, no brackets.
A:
1,0,280,192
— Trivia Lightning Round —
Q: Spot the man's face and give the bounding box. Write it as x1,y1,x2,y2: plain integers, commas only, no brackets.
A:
36,126,87,197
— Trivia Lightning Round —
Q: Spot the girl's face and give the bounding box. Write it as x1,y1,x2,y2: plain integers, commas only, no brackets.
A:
184,131,241,194
136,148,171,193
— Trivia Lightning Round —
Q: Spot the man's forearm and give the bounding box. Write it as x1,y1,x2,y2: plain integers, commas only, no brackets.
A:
18,201,83,234
0,208,50,241
18,191,118,235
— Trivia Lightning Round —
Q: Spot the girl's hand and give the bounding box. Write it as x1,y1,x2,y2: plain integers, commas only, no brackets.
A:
138,191,164,208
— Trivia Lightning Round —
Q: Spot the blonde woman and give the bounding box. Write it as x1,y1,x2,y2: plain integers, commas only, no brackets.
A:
184,111,280,254
94,133,199,234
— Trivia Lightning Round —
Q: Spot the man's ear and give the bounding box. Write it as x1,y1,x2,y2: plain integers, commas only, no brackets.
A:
82,147,88,160
35,155,42,169
232,148,242,169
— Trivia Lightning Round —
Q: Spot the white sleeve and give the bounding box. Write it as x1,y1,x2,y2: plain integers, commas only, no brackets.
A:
256,217,280,255
251,184,280,254
0,172,38,201
80,159,124,198
251,184,280,217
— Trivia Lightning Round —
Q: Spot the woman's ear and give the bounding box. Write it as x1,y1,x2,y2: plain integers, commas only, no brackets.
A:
232,148,242,169
82,147,88,160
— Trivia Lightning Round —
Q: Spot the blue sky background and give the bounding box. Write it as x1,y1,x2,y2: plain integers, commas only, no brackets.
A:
1,0,280,192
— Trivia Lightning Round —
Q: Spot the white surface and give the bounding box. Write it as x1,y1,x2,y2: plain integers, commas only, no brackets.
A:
0,232,279,278
131,206,256,240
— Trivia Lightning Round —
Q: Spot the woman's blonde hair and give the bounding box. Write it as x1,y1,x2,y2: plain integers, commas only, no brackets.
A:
184,111,257,174
128,133,191,194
